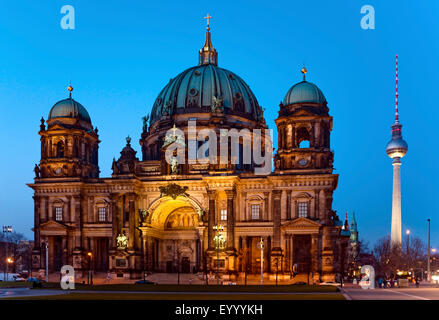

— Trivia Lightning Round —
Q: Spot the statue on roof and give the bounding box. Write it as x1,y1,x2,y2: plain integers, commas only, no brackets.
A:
211,95,224,113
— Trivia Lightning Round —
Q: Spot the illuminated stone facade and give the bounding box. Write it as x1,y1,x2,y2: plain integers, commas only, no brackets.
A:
28,29,348,282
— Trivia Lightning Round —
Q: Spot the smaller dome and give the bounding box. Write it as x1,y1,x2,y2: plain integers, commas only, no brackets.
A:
283,81,326,105
48,97,91,123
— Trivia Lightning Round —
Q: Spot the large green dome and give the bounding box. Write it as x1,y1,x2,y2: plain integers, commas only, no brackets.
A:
150,64,261,125
283,80,326,105
149,28,263,126
48,97,91,122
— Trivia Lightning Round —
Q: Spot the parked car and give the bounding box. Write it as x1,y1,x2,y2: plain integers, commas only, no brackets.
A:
292,281,307,285
0,273,25,282
134,279,156,285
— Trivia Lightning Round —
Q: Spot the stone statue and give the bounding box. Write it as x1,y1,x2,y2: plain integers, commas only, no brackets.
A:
196,208,205,220
142,115,149,132
116,233,128,249
214,234,226,249
163,100,173,116
40,117,45,131
111,158,119,174
211,95,224,113
256,106,265,122
170,157,178,174
138,209,150,224
34,164,40,178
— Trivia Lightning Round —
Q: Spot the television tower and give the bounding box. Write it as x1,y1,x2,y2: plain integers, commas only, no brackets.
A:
386,54,408,245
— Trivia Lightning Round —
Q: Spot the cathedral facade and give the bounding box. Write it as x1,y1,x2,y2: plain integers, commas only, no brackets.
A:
28,25,348,282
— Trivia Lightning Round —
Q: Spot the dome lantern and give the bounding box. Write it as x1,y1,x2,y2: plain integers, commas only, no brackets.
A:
199,13,218,66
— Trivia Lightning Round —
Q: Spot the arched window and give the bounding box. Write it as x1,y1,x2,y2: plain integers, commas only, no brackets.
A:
296,127,310,149
56,141,64,158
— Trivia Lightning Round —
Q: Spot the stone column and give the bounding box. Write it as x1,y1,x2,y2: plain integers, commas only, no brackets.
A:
68,196,74,222
286,190,292,219
40,196,47,223
310,121,315,148
271,190,283,272
128,194,136,250
319,189,326,222
315,190,320,219
33,196,40,246
290,235,294,271
310,197,316,219
272,190,282,249
207,190,216,249
264,192,269,221
225,190,235,251
281,190,287,221
326,193,333,224
311,234,319,274
110,195,121,249
62,237,67,265
241,192,247,221
284,234,289,271
292,125,297,148
268,192,273,221
73,195,82,249
292,199,297,219
48,199,53,220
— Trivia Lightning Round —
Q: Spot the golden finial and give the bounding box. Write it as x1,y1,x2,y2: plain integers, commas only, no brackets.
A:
199,13,218,65
301,66,307,80
67,84,73,98
204,13,212,31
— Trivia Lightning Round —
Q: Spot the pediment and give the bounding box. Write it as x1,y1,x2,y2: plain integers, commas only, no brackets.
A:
282,217,322,230
38,220,70,230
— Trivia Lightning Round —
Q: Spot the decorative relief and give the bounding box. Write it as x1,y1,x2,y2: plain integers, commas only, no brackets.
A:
159,183,189,199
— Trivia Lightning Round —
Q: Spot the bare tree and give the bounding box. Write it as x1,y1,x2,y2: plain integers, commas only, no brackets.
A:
373,235,426,278
373,236,403,276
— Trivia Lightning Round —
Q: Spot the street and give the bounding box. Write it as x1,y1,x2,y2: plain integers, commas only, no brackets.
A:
0,287,68,299
342,283,439,300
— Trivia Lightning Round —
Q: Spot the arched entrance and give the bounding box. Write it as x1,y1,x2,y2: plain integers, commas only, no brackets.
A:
144,196,204,273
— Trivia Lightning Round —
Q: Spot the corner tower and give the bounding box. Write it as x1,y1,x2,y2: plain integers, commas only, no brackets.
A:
386,55,408,245
36,86,100,179
274,67,334,173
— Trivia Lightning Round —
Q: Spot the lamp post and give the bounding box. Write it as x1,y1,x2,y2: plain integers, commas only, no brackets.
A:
137,226,146,282
427,219,431,282
259,237,264,285
87,252,93,285
6,258,13,280
45,237,49,283
406,230,410,271
2,226,12,281
213,225,224,285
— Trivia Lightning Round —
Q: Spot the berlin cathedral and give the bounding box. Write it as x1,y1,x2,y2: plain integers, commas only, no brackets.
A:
28,20,349,282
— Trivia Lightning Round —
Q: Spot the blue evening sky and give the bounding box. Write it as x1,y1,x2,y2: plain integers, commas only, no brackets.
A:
0,0,437,250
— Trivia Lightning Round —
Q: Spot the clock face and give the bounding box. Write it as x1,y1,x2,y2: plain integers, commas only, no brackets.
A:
55,168,62,174
298,159,308,166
